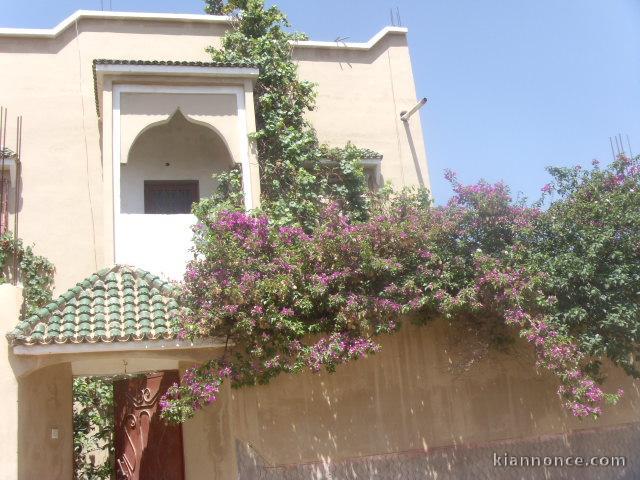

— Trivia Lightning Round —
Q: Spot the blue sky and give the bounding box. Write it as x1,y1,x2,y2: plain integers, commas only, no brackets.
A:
2,0,639,203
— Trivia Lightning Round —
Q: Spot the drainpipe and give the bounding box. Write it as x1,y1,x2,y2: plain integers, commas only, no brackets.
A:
400,98,428,122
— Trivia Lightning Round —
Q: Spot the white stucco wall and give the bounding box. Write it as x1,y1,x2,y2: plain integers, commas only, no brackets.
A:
116,110,234,279
116,213,195,280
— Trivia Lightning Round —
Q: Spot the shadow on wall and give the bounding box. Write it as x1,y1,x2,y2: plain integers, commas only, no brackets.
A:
228,320,640,479
403,120,425,187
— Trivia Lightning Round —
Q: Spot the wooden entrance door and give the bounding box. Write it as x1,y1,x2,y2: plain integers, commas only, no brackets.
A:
114,371,185,480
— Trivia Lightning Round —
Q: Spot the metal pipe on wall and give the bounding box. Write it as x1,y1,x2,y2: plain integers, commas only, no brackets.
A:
400,97,428,122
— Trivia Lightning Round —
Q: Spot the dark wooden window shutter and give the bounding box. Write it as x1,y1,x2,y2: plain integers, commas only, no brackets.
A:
144,180,199,215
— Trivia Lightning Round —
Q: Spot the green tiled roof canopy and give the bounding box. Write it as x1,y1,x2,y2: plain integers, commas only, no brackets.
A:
7,266,181,346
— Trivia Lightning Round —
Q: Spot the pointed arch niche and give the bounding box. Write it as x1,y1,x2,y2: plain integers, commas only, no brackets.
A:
121,109,234,214
97,70,261,279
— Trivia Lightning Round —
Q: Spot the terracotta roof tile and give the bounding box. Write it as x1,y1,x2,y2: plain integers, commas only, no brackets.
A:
93,58,258,68
7,265,181,346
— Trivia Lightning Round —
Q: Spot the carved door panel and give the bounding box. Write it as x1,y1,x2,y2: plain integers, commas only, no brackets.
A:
114,371,185,480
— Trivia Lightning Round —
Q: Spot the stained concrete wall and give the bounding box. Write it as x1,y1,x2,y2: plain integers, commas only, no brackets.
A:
226,321,640,479
180,364,237,480
236,423,640,479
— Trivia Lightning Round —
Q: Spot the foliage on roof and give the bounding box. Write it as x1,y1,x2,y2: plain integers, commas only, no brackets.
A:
7,265,180,346
319,145,383,161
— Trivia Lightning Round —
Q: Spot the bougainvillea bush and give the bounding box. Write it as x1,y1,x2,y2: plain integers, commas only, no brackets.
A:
522,156,640,378
159,0,637,424
160,156,640,423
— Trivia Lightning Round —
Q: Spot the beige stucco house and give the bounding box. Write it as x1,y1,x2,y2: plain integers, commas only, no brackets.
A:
0,10,638,480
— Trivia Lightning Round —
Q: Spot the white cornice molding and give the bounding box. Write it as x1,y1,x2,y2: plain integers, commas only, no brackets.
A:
13,338,226,356
294,26,408,51
95,63,259,79
0,10,231,38
0,10,408,51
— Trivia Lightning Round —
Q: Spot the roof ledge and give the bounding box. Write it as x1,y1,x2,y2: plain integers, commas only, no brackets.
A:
0,10,231,38
93,59,259,78
13,337,226,356
0,10,408,52
294,26,408,51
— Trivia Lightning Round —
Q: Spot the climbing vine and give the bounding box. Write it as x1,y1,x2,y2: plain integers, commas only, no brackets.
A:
73,377,115,480
204,0,225,14
0,232,55,315
203,0,371,228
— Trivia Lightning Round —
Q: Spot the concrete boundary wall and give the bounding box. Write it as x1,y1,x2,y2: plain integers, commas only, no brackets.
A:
237,422,640,480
